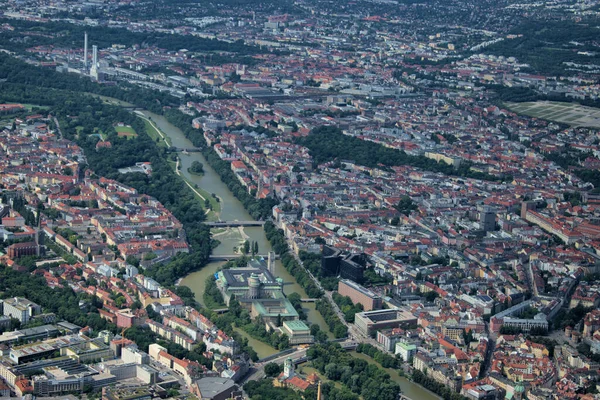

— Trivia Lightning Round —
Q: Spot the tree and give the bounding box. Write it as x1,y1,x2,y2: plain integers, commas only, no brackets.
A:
243,240,250,254
333,324,348,338
126,255,139,268
424,291,439,302
264,362,282,377
253,241,259,255
188,161,204,174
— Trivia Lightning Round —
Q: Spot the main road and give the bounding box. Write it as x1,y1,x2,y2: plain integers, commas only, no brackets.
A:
288,241,379,346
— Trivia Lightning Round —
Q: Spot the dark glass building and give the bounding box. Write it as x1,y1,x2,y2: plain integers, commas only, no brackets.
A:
320,245,366,284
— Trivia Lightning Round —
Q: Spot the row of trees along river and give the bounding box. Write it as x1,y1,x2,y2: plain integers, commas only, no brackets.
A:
132,109,333,356
98,98,440,400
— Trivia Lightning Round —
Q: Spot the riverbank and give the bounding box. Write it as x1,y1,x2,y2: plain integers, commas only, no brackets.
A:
134,111,172,147
102,96,442,400
350,351,441,400
174,157,219,220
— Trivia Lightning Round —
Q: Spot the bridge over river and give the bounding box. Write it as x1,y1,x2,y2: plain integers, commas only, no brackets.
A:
206,221,266,227
208,253,280,261
169,147,203,152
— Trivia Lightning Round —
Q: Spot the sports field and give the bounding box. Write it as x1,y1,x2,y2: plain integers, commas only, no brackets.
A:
507,101,600,129
115,124,138,138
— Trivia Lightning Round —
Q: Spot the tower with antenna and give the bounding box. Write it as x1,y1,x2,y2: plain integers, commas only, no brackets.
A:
84,32,88,70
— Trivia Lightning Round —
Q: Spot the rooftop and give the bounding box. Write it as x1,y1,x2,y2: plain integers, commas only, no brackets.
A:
283,320,310,332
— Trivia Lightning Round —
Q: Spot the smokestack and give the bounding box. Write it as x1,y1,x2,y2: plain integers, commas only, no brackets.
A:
92,45,98,69
84,32,88,69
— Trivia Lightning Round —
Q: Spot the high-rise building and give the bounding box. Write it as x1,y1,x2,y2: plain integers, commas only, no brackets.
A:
479,206,496,233
320,245,367,283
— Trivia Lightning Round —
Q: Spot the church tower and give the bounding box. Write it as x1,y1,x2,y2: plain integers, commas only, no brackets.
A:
283,357,294,379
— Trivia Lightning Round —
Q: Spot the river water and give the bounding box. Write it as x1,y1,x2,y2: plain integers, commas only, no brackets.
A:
350,352,441,400
96,99,441,397
135,111,335,357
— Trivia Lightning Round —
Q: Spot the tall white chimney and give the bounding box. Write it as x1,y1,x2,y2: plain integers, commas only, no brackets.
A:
84,32,88,69
92,45,98,68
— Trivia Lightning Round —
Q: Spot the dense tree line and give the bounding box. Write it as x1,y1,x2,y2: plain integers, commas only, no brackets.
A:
306,343,401,400
0,53,216,287
203,275,226,309
280,253,323,299
411,369,468,400
163,108,207,147
485,19,600,76
0,19,262,55
355,343,402,369
202,148,278,220
553,303,594,330
315,299,348,339
0,266,116,334
332,293,363,323
244,379,303,400
296,126,500,181
298,250,339,291
264,221,322,298
0,54,177,114
264,221,290,254
287,292,307,320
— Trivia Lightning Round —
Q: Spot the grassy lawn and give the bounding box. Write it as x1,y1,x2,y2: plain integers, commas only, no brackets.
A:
22,104,49,111
195,185,221,216
297,365,344,390
115,125,138,139
180,176,221,221
506,101,600,128
141,117,171,147
166,156,220,221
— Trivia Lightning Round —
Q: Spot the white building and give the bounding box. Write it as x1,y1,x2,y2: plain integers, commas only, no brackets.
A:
2,297,42,324
395,341,417,362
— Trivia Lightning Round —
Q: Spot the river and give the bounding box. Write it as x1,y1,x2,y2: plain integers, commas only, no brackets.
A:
96,96,441,397
134,111,335,358
349,352,441,400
